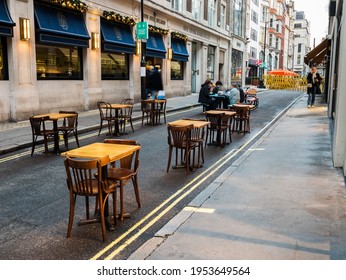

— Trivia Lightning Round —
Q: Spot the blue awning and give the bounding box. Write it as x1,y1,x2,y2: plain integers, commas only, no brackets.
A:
146,33,166,59
34,3,90,48
171,39,189,61
101,20,135,54
0,0,15,37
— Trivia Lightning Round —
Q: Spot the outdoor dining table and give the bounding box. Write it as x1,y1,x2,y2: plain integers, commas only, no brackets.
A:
32,112,77,154
141,99,167,126
61,142,141,230
168,119,210,169
108,103,133,136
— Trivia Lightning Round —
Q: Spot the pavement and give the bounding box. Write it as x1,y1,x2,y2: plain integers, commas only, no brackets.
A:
1,91,346,260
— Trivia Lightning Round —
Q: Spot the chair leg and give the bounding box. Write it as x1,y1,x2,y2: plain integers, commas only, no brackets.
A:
99,193,107,242
67,194,76,238
119,184,124,221
132,175,141,207
112,191,117,226
166,145,173,173
130,119,134,132
75,131,80,147
98,120,103,136
63,132,68,149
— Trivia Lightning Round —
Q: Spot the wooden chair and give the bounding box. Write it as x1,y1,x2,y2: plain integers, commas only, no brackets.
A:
205,112,228,147
57,111,79,149
229,105,250,135
119,99,134,134
29,116,55,156
103,139,141,222
166,124,196,175
141,100,152,125
64,155,118,242
156,99,167,124
97,101,116,136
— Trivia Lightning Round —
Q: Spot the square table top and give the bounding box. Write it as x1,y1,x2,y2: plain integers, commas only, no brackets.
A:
168,119,210,128
205,110,236,117
32,113,77,121
108,103,133,109
61,142,140,162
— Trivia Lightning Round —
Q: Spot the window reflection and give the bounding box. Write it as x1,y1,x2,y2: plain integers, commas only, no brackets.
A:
36,44,82,80
171,60,184,80
101,52,129,80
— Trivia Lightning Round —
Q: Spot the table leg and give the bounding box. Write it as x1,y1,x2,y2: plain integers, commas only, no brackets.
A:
53,120,60,155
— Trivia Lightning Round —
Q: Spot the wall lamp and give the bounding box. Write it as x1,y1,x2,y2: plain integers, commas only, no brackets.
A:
19,18,30,41
135,40,141,56
91,32,100,50
167,47,172,60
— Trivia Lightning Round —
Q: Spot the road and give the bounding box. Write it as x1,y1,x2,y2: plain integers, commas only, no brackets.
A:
0,90,303,260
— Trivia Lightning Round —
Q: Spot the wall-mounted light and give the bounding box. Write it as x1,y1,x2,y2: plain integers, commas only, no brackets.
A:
167,48,172,60
91,32,100,50
135,40,141,56
19,18,30,41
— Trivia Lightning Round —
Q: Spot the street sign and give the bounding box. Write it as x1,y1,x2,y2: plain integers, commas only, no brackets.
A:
136,22,148,40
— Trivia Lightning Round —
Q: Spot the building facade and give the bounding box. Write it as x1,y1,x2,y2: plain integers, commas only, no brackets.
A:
0,0,249,123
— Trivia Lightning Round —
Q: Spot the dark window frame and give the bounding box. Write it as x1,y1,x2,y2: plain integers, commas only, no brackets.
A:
170,60,184,80
0,36,9,80
101,51,130,80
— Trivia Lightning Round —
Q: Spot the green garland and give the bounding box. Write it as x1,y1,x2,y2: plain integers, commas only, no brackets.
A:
149,25,169,35
50,0,88,12
103,11,136,26
171,31,188,41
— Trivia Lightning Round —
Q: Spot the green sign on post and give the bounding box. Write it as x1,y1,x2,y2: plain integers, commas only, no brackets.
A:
136,22,148,40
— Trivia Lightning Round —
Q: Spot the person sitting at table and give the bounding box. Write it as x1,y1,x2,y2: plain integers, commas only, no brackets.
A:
220,83,240,108
198,79,217,110
237,84,246,103
212,80,223,94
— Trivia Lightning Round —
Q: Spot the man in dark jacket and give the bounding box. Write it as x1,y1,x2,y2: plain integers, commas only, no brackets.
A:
198,80,216,110
306,66,322,108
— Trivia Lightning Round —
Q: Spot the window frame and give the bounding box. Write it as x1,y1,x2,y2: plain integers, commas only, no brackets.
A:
101,51,130,80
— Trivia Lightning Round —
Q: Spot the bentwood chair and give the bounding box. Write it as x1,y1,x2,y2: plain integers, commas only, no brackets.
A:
166,124,196,175
229,105,251,135
103,139,141,222
29,116,55,156
57,111,79,149
119,99,134,134
156,99,167,124
141,100,153,125
64,155,118,242
97,101,116,136
205,112,228,147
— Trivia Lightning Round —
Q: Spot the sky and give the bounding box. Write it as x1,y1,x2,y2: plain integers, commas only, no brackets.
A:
293,0,330,47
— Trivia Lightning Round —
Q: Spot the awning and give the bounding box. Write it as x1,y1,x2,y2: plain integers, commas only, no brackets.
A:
34,3,90,48
101,20,135,54
146,33,166,58
171,39,189,61
304,38,329,66
0,0,15,37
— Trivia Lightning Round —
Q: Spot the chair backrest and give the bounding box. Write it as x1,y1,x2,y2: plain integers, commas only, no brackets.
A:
29,116,50,136
231,106,249,119
167,124,193,149
59,110,78,129
119,101,133,117
64,155,110,196
141,100,151,111
121,98,134,105
97,101,112,119
205,113,224,128
103,139,140,171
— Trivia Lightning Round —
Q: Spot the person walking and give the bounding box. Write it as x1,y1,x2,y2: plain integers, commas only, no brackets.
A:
306,66,322,108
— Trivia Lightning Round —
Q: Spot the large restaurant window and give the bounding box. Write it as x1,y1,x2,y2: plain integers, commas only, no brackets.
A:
101,52,129,80
36,45,82,80
0,37,8,80
171,60,184,80
207,45,215,80
231,48,243,84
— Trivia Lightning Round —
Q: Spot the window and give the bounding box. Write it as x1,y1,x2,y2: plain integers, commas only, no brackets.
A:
207,45,215,80
274,56,278,69
208,0,216,27
250,28,257,41
220,3,226,29
297,54,301,64
269,34,273,47
275,38,280,50
233,0,243,36
171,60,184,80
294,23,302,28
298,43,302,53
192,0,201,20
261,6,267,22
268,54,272,71
172,0,183,12
250,47,257,59
101,52,129,80
36,45,83,80
0,37,9,80
231,49,243,83
251,10,258,24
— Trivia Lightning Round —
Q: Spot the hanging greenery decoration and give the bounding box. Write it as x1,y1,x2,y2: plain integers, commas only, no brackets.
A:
102,11,136,26
171,31,188,41
50,0,88,12
149,25,169,35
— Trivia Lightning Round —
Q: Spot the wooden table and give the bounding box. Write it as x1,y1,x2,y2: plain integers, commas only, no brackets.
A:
141,99,167,125
33,112,77,154
61,142,141,230
108,103,133,136
204,110,236,146
168,119,210,169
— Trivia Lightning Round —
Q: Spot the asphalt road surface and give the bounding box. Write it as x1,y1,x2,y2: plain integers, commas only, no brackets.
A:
0,90,303,260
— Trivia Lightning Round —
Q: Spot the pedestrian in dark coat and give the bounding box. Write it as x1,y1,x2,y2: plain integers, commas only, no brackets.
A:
306,66,322,108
